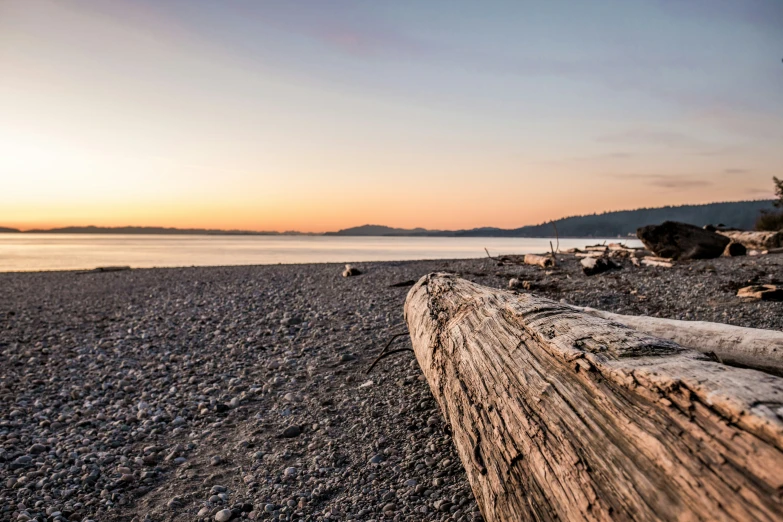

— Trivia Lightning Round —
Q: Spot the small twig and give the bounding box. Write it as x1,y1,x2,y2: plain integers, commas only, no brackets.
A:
552,222,560,253
366,348,414,374
484,248,495,260
366,332,409,374
549,241,557,267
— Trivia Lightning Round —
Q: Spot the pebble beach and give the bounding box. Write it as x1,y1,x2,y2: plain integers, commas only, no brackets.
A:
2,253,783,522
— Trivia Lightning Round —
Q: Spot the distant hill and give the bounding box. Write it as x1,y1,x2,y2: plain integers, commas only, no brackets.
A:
22,226,306,235
4,200,775,237
330,200,776,237
324,225,443,236
462,200,776,238
0,227,20,233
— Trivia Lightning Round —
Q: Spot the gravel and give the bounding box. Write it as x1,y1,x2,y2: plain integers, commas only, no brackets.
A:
1,253,782,521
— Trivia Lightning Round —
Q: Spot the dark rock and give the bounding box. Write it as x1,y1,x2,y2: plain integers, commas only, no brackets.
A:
637,221,730,260
281,425,302,438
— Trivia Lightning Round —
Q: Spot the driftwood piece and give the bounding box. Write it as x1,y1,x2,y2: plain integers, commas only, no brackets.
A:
523,254,554,268
738,285,783,302
572,305,783,375
638,221,730,260
405,273,783,522
719,230,783,250
342,264,361,277
580,256,620,276
724,241,747,257
641,257,673,268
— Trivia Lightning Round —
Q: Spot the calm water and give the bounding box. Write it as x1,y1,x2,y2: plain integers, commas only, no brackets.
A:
0,234,642,272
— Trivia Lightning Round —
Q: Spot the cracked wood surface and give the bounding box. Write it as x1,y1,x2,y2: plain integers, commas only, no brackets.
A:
570,305,783,376
404,273,783,522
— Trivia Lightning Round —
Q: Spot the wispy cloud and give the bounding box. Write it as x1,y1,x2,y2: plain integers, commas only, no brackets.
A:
724,168,750,175
597,129,710,150
605,173,713,189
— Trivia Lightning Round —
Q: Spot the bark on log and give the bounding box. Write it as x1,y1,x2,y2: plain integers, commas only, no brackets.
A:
405,273,783,522
571,305,783,375
523,254,554,268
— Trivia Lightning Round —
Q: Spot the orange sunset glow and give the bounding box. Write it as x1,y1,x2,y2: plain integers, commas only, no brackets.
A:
1,1,781,232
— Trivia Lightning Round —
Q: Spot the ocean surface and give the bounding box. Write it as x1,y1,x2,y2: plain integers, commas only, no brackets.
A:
0,234,643,272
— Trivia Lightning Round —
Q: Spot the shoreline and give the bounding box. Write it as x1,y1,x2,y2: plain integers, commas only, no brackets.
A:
0,237,642,274
2,254,781,521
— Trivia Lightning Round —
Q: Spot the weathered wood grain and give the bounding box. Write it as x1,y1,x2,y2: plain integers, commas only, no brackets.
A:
405,273,783,522
571,305,783,375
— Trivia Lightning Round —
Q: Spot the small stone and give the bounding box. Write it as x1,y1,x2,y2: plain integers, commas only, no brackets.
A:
369,454,384,464
210,455,224,466
382,502,396,513
284,466,297,477
281,425,301,438
339,353,357,363
215,508,232,522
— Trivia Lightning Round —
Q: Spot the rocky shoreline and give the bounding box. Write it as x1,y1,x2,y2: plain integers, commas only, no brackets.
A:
2,253,782,522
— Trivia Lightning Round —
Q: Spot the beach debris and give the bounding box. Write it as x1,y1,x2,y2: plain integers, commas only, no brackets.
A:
342,264,362,277
641,256,674,268
737,284,783,301
508,278,524,290
523,253,555,268
717,230,782,250
723,241,747,257
508,278,536,290
580,256,620,276
637,221,730,260
575,243,645,259
93,265,131,272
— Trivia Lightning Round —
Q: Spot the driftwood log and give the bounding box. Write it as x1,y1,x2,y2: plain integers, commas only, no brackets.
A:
641,256,673,268
719,230,782,250
638,221,730,260
523,254,554,268
572,305,783,375
405,273,783,522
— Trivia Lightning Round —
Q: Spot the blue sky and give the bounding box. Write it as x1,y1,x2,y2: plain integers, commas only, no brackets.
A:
1,0,781,230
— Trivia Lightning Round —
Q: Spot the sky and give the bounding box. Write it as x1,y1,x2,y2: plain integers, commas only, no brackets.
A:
1,0,782,232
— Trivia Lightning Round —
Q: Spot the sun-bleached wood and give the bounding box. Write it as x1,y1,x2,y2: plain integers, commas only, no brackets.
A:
719,230,782,250
572,305,783,375
405,273,783,522
523,254,554,268
641,257,673,267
